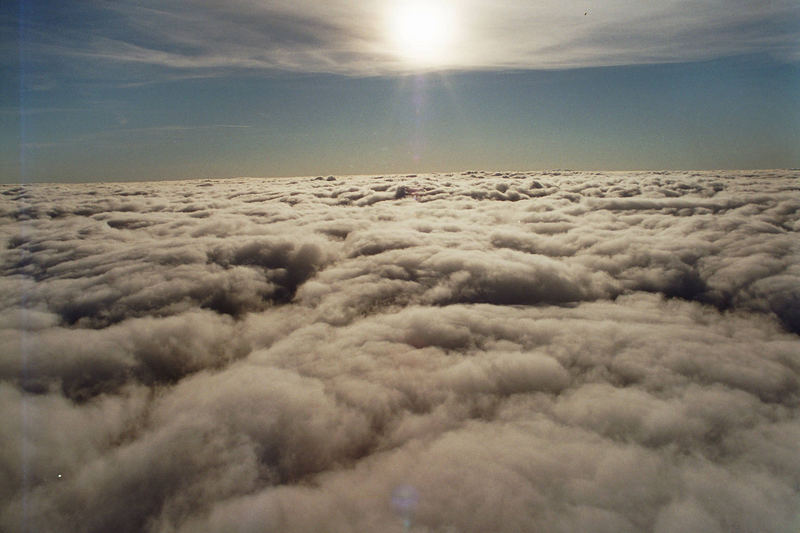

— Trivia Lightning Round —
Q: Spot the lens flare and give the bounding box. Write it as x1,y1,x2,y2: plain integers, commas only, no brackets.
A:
386,1,457,66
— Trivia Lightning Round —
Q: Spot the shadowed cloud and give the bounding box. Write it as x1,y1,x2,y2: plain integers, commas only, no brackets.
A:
1,170,799,532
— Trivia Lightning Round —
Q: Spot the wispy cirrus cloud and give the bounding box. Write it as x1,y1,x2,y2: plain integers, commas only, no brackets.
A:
13,0,800,77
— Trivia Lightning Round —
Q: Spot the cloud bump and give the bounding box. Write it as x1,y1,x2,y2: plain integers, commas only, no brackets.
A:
2,170,800,532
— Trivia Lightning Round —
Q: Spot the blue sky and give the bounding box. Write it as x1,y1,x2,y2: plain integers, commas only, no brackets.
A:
2,0,799,182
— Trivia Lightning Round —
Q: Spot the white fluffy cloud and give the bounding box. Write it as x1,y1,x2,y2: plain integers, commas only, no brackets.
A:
1,170,799,532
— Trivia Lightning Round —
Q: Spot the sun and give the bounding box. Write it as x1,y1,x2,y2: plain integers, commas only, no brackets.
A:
386,1,457,67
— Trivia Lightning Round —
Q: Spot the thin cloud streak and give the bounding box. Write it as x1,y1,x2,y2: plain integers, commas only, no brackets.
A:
20,124,253,150
17,0,800,76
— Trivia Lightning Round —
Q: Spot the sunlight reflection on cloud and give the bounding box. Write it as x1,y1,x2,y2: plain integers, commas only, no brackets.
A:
1,170,799,532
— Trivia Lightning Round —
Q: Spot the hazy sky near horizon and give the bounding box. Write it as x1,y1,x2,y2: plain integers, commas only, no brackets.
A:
3,0,800,182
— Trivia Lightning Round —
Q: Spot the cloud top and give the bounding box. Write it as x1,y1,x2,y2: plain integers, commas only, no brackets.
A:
2,169,800,532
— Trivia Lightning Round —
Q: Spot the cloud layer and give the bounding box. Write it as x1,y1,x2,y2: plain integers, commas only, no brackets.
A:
2,170,800,532
18,0,800,75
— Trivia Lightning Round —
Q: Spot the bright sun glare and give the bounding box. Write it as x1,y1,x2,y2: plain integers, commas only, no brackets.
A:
387,1,457,67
